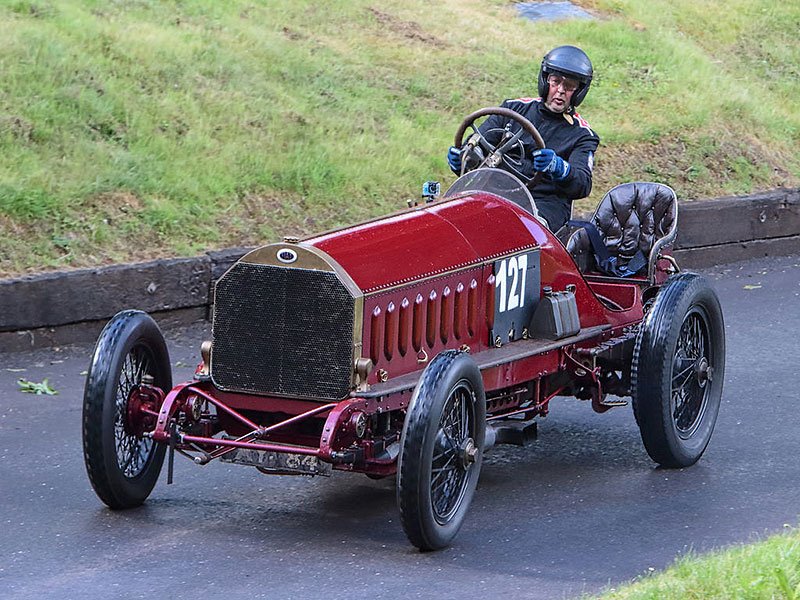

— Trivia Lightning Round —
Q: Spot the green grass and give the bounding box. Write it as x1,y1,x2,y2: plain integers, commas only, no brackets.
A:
590,527,800,599
1,0,799,275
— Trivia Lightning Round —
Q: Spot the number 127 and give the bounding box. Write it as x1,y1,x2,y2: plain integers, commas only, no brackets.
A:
497,254,528,313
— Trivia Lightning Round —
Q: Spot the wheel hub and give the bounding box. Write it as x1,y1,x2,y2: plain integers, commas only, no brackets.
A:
125,385,158,438
694,356,711,388
125,388,146,437
459,438,477,469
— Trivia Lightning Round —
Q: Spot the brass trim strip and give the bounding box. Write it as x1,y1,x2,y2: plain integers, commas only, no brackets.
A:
363,244,537,296
238,243,362,299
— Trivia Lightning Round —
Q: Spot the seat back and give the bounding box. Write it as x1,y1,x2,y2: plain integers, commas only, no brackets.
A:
566,182,678,281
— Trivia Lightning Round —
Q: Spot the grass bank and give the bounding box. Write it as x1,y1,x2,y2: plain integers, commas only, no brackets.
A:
591,527,800,599
1,0,798,275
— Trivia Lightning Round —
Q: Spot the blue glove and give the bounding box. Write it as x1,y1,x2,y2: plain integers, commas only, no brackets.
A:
532,148,570,181
447,146,462,174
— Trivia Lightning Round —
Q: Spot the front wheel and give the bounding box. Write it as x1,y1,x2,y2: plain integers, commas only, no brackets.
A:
397,351,486,551
82,310,172,508
632,273,725,467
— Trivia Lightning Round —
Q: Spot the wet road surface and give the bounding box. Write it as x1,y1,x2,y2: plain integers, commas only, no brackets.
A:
1,254,798,599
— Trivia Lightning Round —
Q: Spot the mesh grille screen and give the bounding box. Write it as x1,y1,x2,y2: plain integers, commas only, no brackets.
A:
211,263,356,400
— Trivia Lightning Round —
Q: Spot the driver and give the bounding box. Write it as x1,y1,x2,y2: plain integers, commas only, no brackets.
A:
447,45,599,232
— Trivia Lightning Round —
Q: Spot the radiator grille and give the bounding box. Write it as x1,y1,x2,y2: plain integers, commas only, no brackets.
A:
211,263,356,400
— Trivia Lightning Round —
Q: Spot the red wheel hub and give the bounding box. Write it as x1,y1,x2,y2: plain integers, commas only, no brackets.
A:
125,386,161,438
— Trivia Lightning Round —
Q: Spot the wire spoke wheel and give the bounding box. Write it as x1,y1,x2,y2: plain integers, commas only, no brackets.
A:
114,346,156,478
633,273,725,468
398,351,486,551
430,381,476,523
82,311,172,509
671,309,712,437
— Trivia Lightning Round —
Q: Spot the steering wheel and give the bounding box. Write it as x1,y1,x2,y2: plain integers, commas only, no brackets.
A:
453,107,546,190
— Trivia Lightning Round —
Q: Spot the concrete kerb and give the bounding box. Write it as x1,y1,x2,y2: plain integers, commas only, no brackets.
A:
1,189,798,353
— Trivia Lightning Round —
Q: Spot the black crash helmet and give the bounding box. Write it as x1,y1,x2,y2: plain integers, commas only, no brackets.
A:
537,45,594,107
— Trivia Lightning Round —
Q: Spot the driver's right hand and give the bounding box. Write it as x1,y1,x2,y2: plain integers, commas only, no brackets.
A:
447,146,462,174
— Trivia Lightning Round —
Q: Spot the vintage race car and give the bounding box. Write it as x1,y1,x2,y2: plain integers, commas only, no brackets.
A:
82,108,725,550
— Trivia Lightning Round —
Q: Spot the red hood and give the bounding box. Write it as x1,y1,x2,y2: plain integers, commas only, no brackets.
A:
306,193,549,293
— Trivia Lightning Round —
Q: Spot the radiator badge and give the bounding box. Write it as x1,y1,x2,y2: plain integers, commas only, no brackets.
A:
277,248,298,264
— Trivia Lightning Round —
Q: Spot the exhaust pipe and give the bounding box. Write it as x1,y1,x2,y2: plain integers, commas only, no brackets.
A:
484,420,537,452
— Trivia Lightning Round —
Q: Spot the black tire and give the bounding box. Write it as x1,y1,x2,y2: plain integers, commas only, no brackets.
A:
632,273,725,467
397,350,486,551
82,310,172,508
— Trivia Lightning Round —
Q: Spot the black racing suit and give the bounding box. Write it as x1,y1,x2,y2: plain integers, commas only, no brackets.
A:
476,97,600,231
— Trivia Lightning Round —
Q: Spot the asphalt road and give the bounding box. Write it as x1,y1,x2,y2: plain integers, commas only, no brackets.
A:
1,254,798,600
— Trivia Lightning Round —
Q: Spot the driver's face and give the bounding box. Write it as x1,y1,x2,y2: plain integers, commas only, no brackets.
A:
544,74,578,113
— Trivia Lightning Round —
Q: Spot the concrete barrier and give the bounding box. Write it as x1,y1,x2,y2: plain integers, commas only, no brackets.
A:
1,188,798,352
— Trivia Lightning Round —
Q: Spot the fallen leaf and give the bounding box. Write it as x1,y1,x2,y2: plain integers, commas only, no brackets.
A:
17,378,59,395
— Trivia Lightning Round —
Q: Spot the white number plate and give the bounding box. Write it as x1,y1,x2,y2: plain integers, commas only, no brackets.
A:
220,447,332,476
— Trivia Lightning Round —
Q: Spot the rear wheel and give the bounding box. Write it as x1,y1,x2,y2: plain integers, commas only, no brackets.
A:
82,310,172,508
632,273,725,467
397,351,486,550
